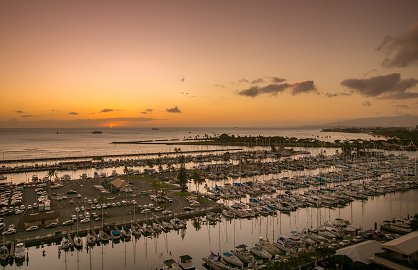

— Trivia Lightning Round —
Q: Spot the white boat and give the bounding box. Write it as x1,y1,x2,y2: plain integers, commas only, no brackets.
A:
86,232,96,245
14,242,25,261
250,246,271,260
161,258,181,270
98,230,110,242
232,245,254,265
60,237,70,250
222,251,243,268
256,237,281,256
73,235,83,248
202,252,231,270
178,255,195,270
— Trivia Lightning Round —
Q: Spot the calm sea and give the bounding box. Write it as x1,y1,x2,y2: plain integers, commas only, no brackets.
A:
0,127,377,161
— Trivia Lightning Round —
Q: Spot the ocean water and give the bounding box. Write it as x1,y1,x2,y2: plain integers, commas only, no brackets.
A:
0,127,377,161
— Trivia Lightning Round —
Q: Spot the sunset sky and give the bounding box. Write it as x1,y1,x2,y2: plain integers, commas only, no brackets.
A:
1,0,418,128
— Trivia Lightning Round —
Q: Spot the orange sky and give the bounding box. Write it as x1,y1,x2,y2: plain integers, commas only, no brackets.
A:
1,0,418,128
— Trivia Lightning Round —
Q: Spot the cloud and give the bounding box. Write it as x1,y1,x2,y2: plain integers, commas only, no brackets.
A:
99,108,114,113
0,117,162,128
141,108,153,114
362,101,372,107
166,106,182,113
325,92,352,98
68,112,78,115
363,69,378,77
238,78,249,84
15,110,26,114
291,80,317,95
238,80,317,97
376,21,418,67
181,75,185,82
341,73,418,99
213,84,225,88
237,83,289,97
21,115,33,118
251,78,265,84
271,77,286,83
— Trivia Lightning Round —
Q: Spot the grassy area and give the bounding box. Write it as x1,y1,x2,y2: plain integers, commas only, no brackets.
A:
123,174,178,190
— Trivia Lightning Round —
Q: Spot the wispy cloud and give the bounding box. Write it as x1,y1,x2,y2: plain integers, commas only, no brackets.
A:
291,81,317,95
341,73,418,99
362,101,372,107
68,112,78,115
213,84,225,88
376,21,418,68
0,117,162,128
166,106,182,113
238,78,249,84
141,108,153,114
325,92,352,98
237,80,317,97
270,77,286,83
251,78,265,84
15,110,26,114
99,108,114,113
21,115,33,118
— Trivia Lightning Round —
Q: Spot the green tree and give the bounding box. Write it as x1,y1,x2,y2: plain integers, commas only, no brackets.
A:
191,171,205,199
411,213,418,230
177,156,188,192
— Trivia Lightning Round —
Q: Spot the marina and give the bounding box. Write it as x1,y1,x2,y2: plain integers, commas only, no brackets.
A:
0,128,417,269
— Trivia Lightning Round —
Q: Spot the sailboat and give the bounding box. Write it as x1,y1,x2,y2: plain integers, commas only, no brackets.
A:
86,231,97,246
221,251,243,268
73,235,83,249
74,218,83,249
98,206,110,242
232,245,254,266
202,252,231,270
60,237,70,250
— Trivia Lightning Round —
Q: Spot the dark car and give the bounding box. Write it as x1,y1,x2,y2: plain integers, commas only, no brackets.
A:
45,222,58,229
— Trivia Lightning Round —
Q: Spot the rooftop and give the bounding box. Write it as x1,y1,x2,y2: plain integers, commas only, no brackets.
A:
336,240,382,264
382,231,418,256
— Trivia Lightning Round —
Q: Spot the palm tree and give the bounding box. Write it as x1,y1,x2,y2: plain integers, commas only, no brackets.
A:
177,156,188,192
47,169,54,181
152,179,160,196
191,171,205,199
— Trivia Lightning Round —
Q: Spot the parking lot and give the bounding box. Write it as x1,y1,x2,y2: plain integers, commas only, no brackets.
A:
1,174,213,239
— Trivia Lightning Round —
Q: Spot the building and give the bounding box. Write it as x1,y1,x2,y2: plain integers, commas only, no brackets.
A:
23,211,60,228
372,231,418,270
336,240,382,264
109,178,129,192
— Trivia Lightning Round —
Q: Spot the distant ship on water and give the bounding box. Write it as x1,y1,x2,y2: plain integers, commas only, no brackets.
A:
91,130,103,134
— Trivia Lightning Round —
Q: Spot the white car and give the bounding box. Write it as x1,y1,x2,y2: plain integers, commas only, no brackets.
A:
2,228,16,235
26,225,39,232
80,218,90,223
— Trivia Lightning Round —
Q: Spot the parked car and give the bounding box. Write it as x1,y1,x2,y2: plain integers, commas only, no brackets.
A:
80,218,90,223
26,225,39,232
45,222,58,229
2,228,16,235
62,220,74,226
